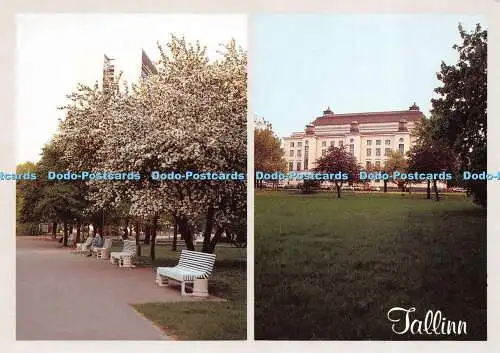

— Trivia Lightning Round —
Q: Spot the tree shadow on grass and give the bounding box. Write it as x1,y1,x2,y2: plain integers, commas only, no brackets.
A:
438,207,486,218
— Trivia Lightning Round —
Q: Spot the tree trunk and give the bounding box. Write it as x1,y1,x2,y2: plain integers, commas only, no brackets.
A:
144,224,151,245
202,207,215,253
433,180,440,201
135,222,141,257
75,220,81,244
63,222,69,247
149,215,159,261
207,226,224,253
178,217,195,250
427,180,431,199
52,222,57,239
335,183,341,198
383,180,388,193
123,217,129,239
172,216,178,252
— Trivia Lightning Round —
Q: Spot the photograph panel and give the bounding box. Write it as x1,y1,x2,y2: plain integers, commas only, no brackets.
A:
253,13,487,340
15,13,247,341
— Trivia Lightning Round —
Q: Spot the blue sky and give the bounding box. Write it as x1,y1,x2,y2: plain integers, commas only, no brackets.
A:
252,14,486,138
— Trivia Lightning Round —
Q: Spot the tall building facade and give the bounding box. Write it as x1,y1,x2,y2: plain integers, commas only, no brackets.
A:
102,54,115,92
281,103,443,188
141,49,158,78
102,49,158,92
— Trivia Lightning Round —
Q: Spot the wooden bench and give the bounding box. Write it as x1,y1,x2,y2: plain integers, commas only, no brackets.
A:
93,238,112,260
155,250,216,296
110,240,136,268
73,236,92,254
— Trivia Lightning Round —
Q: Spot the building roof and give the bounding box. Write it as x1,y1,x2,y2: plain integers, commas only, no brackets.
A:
312,107,425,126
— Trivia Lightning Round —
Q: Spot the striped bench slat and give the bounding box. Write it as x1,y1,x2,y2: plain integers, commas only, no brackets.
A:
157,267,205,281
156,249,217,285
110,240,137,258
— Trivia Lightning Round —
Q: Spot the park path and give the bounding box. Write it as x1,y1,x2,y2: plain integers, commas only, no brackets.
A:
16,236,197,340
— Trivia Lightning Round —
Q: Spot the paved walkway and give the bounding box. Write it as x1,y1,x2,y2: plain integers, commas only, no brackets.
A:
16,236,199,340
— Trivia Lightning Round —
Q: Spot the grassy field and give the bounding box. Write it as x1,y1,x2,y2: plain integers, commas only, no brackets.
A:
254,190,486,340
128,243,246,340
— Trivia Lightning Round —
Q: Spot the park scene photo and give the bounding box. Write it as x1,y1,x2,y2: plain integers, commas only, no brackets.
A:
15,14,247,340
253,14,487,340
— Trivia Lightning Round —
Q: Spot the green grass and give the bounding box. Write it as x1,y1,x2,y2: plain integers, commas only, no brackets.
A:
255,191,486,340
129,243,246,340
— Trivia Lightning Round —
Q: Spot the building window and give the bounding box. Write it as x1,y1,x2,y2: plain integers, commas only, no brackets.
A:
297,142,302,148
322,149,326,156
367,140,372,146
366,148,372,157
384,148,391,156
349,144,354,156
339,141,343,147
376,140,381,145
375,148,381,157
330,140,334,146
297,162,301,171
290,142,294,148
290,150,294,157
350,138,354,143
305,140,309,146
399,138,404,143
398,121,408,132
322,141,326,147
289,162,293,171
297,150,302,158
366,161,372,169
399,144,404,154
375,161,381,167
385,140,390,145
304,145,309,170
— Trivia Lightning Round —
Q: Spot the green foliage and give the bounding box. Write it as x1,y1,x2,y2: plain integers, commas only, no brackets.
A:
254,116,286,177
16,161,37,225
407,122,457,200
301,179,321,194
314,146,360,198
19,140,88,225
430,23,487,206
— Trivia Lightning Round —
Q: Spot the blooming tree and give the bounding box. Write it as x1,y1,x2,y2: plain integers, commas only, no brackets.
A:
55,36,247,256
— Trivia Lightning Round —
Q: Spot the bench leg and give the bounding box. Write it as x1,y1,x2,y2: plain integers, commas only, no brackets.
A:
120,256,135,268
156,273,169,287
181,281,186,296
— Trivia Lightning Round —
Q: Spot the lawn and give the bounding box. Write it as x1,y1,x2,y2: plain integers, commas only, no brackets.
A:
128,243,246,340
254,190,486,340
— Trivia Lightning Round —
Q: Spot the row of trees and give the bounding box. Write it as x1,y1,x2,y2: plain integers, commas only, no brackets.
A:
254,23,487,207
18,36,248,257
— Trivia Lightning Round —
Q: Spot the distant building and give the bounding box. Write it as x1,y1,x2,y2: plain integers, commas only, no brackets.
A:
141,49,158,78
282,103,445,189
102,54,115,92
102,49,157,92
283,103,423,172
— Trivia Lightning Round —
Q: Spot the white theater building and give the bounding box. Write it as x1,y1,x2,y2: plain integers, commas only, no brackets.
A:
282,103,446,189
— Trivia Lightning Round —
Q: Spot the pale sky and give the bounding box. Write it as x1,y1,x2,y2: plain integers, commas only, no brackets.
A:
252,14,486,139
16,14,247,164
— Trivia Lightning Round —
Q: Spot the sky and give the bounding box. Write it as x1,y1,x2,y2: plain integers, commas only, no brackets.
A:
252,14,486,139
16,14,247,164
